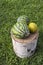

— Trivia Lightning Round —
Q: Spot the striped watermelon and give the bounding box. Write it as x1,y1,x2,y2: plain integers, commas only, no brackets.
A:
11,21,30,39
17,15,29,25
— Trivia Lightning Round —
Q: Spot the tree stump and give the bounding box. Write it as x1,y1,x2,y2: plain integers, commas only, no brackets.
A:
11,31,39,58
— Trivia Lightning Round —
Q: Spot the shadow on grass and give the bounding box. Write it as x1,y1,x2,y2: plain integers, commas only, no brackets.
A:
36,30,43,53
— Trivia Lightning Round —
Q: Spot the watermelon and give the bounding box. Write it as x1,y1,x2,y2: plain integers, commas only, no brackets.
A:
17,15,29,24
11,21,30,39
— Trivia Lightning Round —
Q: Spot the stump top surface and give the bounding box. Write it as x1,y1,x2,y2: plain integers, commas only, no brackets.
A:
11,31,39,43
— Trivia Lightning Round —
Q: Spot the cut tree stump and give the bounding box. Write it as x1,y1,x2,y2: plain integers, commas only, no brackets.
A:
11,31,39,58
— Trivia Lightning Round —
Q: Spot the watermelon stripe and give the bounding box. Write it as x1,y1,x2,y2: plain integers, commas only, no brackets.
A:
19,23,25,33
16,22,25,33
14,34,24,38
12,30,24,38
11,28,20,35
12,26,24,36
12,28,24,37
13,25,23,34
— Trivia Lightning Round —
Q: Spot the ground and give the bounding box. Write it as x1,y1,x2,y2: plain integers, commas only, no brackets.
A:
0,0,43,65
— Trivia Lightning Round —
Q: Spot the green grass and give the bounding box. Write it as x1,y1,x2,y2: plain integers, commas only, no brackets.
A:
0,0,43,65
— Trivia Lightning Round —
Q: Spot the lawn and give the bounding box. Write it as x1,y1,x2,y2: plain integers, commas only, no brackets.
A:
0,0,43,65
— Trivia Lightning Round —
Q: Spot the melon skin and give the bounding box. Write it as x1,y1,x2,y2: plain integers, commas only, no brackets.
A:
11,21,30,39
17,15,29,24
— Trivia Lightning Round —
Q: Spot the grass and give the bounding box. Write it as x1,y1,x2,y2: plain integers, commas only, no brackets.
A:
0,0,43,65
